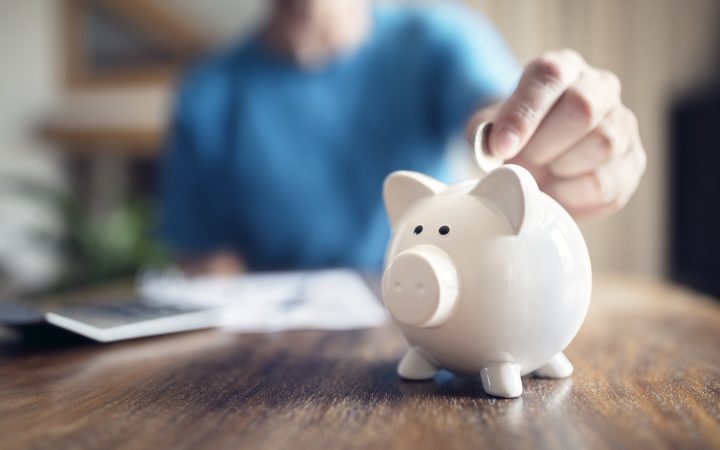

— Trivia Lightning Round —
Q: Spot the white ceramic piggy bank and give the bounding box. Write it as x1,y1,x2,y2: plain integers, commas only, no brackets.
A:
381,124,592,398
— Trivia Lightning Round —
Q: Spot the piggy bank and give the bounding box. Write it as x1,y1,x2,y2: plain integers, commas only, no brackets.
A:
381,123,592,398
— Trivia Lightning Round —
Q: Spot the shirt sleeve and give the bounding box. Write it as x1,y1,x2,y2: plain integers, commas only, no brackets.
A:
158,73,227,254
429,6,521,139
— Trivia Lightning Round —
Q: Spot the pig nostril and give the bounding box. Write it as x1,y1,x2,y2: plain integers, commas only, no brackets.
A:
393,281,402,293
416,284,425,294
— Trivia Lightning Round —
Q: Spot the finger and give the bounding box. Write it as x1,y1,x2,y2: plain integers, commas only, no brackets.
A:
522,69,622,166
489,49,585,159
543,137,645,215
548,105,632,178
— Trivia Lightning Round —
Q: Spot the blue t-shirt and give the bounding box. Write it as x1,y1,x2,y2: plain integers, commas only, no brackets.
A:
160,5,519,271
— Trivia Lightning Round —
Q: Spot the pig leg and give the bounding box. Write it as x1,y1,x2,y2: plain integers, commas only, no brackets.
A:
397,347,438,380
480,362,523,398
534,352,573,378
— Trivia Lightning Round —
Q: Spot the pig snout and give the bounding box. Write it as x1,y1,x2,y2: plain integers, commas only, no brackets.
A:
382,245,458,327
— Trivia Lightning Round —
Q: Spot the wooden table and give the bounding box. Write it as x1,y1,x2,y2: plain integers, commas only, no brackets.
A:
1,274,719,450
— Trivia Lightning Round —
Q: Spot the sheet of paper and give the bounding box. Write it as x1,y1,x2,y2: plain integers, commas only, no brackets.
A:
138,269,388,332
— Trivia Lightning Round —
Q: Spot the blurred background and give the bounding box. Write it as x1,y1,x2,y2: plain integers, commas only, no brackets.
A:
1,0,718,298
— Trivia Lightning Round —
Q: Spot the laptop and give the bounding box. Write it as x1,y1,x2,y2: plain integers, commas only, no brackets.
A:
44,299,223,342
0,295,222,342
0,269,385,342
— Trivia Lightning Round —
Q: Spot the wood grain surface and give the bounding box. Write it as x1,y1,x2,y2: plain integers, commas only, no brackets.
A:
1,274,719,450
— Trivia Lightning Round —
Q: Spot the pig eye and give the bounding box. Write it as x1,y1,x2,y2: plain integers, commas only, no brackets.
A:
414,225,423,235
439,225,450,235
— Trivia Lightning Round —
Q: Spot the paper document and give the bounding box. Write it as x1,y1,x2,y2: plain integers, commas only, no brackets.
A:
139,269,388,332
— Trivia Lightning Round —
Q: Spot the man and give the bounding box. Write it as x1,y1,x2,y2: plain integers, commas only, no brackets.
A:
161,0,646,274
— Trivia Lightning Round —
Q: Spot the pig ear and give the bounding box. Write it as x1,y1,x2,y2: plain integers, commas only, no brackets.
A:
384,171,445,229
470,164,539,235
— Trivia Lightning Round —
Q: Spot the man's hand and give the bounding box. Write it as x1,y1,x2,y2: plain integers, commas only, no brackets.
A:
178,251,245,276
467,49,646,218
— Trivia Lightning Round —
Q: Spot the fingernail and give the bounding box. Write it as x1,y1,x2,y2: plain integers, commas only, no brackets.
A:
492,127,520,159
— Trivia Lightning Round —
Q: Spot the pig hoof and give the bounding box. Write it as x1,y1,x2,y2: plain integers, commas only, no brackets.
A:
480,362,522,398
397,347,437,380
534,352,573,378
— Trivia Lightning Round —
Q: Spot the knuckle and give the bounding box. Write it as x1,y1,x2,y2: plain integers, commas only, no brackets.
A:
608,196,628,211
613,189,634,209
558,48,584,64
592,169,619,203
594,126,617,160
636,145,648,173
624,107,639,129
528,55,567,87
600,69,621,95
607,71,622,96
563,86,596,127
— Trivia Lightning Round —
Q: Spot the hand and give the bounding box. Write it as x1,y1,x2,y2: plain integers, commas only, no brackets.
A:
178,251,245,276
466,49,646,218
